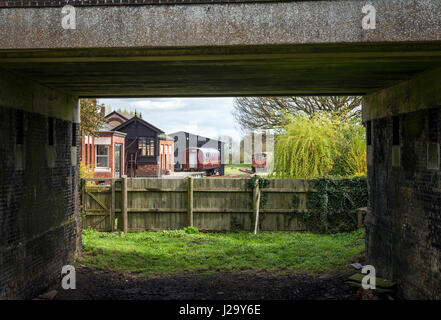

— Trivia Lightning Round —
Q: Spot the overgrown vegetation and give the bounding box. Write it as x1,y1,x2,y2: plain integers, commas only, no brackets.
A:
81,228,365,277
274,114,367,178
300,177,367,234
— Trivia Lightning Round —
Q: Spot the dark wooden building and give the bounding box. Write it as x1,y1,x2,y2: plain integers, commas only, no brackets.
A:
113,115,171,177
169,131,225,176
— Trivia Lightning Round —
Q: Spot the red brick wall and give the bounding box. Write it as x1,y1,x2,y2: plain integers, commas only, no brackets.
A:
160,140,174,174
136,163,159,177
81,132,125,179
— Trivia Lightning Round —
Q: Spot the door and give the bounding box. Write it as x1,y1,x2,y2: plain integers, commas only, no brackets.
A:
189,150,197,169
114,143,122,178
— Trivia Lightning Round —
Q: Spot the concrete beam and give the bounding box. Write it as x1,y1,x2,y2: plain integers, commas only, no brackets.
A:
0,1,440,49
0,1,440,96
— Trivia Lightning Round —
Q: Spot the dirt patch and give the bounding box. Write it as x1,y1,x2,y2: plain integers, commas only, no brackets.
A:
54,265,363,300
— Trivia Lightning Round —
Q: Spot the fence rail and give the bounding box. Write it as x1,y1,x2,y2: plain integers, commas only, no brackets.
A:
81,177,325,232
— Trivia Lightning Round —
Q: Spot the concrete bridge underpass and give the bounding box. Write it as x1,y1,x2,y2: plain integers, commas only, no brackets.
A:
0,0,440,299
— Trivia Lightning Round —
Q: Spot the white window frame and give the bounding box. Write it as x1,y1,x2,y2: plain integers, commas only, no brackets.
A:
95,145,110,172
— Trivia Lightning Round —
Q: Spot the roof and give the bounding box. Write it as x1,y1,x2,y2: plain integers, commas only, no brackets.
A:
158,134,174,141
168,131,224,144
113,115,164,134
94,122,126,137
97,122,115,132
104,110,134,122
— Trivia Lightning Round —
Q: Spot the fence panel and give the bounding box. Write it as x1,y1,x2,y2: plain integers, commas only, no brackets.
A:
81,177,323,232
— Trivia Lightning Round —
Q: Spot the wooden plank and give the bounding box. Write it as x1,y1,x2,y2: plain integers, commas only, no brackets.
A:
86,191,108,211
81,179,86,212
115,188,187,192
187,176,194,227
83,210,108,215
122,175,128,233
110,179,116,232
115,208,187,213
89,215,109,229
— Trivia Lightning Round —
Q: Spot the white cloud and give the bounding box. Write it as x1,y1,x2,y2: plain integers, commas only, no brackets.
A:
98,97,243,141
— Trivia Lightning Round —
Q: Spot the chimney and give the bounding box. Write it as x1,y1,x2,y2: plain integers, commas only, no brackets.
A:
100,106,106,118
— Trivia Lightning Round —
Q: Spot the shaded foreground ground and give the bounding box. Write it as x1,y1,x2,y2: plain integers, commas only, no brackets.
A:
55,265,359,300
54,229,367,300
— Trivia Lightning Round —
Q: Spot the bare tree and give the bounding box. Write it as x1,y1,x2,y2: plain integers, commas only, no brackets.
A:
233,96,362,131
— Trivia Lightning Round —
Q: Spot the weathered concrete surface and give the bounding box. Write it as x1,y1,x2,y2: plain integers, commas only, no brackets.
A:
1,1,440,48
0,67,80,299
0,1,440,96
0,0,288,7
363,67,441,299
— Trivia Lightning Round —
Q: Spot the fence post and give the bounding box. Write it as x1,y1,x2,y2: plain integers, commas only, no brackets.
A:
187,176,194,227
110,179,116,232
81,179,86,213
121,175,128,233
253,179,260,235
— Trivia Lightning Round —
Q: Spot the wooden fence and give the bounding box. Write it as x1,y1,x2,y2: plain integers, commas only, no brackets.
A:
81,177,316,232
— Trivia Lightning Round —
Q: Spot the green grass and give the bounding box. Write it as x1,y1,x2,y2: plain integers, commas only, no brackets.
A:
224,164,252,176
80,228,365,277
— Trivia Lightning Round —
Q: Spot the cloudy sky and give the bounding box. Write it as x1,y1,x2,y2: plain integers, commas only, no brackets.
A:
98,98,243,140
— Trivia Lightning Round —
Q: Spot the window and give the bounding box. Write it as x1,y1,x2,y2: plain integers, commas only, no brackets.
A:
96,145,109,168
139,137,155,156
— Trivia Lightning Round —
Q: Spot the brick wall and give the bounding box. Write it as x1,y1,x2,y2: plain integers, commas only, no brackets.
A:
0,0,279,7
364,68,441,299
0,67,80,300
82,132,126,179
136,163,159,177
160,140,174,174
0,106,80,299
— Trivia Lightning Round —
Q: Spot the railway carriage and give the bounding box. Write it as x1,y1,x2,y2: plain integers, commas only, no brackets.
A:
182,147,221,175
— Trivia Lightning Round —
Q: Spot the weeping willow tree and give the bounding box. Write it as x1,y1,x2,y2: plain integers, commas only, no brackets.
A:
332,122,367,176
274,114,366,178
